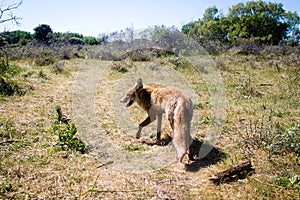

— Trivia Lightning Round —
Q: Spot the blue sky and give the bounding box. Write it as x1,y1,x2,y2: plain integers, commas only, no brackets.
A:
1,0,300,36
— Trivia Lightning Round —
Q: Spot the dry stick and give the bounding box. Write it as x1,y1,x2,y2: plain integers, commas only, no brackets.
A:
209,161,255,184
97,161,114,168
90,189,141,193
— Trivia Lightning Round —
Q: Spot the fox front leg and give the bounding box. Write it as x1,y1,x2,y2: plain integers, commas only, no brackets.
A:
136,116,152,139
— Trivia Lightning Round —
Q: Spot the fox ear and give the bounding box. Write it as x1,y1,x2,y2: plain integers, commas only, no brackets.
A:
135,78,143,89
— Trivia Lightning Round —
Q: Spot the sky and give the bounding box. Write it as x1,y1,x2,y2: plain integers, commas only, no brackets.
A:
1,0,300,37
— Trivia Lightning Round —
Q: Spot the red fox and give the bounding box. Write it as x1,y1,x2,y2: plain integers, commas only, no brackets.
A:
121,78,194,163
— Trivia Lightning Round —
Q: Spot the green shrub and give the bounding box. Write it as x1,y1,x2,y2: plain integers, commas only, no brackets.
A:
52,106,87,154
274,173,300,189
69,37,85,45
0,60,31,96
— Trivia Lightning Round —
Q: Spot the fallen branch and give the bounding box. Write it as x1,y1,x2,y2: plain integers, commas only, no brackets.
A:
209,161,255,184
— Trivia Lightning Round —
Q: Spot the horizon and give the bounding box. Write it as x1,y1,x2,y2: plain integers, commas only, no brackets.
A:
1,0,300,37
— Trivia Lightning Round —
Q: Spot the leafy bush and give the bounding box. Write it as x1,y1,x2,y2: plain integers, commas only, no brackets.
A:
0,60,31,96
52,106,87,154
69,37,85,45
274,173,300,189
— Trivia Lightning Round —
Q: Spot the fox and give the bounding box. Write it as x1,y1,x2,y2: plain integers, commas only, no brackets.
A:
121,78,194,163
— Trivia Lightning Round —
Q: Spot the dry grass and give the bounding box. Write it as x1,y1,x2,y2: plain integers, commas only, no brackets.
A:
0,53,299,199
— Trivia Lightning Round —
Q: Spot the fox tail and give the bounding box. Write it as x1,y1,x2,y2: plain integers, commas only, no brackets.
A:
172,97,193,162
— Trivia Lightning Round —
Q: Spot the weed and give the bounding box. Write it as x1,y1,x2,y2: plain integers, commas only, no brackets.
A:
52,106,87,154
38,69,47,79
274,124,300,156
235,73,265,98
274,173,300,189
238,113,299,159
0,119,19,140
122,144,147,152
110,61,128,73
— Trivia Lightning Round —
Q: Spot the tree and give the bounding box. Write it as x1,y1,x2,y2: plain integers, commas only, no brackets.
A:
0,0,22,25
0,0,23,47
34,24,53,43
227,1,299,44
1,30,32,44
182,6,228,43
181,1,300,45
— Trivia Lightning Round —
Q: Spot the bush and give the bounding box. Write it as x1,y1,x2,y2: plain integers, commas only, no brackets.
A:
52,106,87,154
0,61,31,96
274,173,300,189
69,37,85,45
238,115,300,159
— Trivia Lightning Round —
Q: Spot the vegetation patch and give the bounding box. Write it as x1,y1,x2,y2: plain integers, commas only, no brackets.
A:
52,106,88,154
0,60,32,96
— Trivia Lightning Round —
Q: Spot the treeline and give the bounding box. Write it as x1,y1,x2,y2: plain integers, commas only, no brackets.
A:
0,24,102,46
181,1,300,46
1,1,299,51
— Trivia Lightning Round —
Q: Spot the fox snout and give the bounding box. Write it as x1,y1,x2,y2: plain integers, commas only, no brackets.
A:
120,97,134,107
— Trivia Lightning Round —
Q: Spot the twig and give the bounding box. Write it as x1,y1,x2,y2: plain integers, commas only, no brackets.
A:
97,161,114,168
90,189,141,193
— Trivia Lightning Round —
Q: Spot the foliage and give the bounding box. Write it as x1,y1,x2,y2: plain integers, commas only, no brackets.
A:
0,30,32,45
0,119,19,140
68,37,85,45
84,36,101,45
0,60,31,96
275,124,300,156
182,1,300,45
34,24,53,43
274,173,300,189
52,106,87,154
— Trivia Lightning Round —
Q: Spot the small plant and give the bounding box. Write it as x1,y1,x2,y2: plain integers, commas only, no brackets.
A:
0,119,19,140
52,106,87,154
53,61,65,74
274,173,300,189
236,73,265,98
110,61,128,73
238,113,299,159
274,124,300,156
122,143,147,151
38,69,47,79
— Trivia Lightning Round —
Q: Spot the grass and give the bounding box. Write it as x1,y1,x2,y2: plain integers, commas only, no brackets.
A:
0,51,299,199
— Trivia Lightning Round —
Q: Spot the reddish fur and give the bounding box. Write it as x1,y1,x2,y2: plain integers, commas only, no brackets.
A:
121,78,194,163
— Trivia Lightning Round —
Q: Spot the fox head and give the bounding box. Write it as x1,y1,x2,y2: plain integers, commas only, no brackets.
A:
121,78,143,107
